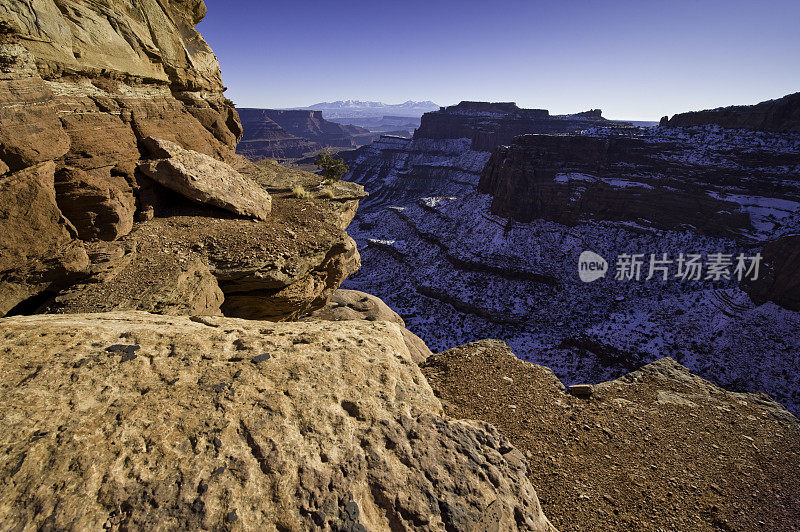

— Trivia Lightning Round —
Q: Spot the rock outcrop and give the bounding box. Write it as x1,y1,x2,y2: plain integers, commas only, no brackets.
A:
661,92,800,132
477,128,800,242
0,312,554,531
39,165,365,321
0,161,89,315
0,0,244,175
305,289,433,363
343,102,625,212
138,137,272,220
0,1,365,321
237,108,377,161
423,340,800,531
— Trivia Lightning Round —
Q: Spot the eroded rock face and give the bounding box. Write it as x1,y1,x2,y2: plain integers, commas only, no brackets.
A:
343,102,624,213
236,110,322,161
236,108,378,161
53,166,136,241
478,127,800,242
0,38,70,172
0,0,243,179
0,161,89,315
138,137,272,220
41,166,367,322
661,92,800,133
0,312,554,531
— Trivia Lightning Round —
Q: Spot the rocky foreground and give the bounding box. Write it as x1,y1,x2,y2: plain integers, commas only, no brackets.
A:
0,312,554,531
424,340,800,531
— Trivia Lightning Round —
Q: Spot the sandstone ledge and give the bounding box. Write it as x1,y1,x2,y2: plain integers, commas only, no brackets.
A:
0,312,554,531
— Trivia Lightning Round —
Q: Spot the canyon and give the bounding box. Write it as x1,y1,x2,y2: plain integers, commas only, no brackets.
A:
236,108,380,161
343,97,800,417
0,0,798,530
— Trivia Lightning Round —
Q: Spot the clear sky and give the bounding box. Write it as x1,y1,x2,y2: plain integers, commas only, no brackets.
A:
199,0,800,121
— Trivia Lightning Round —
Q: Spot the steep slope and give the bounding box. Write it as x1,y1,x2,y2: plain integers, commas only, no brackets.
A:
423,340,800,531
344,101,620,212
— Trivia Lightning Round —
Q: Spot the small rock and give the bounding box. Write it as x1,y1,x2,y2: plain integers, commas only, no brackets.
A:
568,384,594,398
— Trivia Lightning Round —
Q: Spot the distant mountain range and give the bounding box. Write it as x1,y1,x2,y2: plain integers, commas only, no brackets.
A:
290,100,440,119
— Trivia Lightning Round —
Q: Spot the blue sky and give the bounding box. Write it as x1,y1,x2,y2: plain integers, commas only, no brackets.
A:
199,0,800,120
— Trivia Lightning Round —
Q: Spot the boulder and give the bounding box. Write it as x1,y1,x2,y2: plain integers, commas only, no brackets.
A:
53,166,135,241
138,137,271,220
221,235,361,321
0,312,554,531
305,289,433,363
0,161,89,315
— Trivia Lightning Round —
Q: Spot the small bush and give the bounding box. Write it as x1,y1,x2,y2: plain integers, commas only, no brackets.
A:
319,186,335,199
314,151,349,185
292,185,312,199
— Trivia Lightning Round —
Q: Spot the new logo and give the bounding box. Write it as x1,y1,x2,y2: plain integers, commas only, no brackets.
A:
578,251,609,283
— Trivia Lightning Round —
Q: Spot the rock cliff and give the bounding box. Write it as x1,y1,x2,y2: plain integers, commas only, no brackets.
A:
0,0,367,322
478,127,800,242
237,108,377,161
343,101,621,212
661,92,800,132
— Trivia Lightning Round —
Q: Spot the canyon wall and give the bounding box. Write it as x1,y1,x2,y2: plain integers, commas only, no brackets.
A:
344,99,800,415
478,128,800,242
344,101,618,212
236,108,378,160
661,91,800,132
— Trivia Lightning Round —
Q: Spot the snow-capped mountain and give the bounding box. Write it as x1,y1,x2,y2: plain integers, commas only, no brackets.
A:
294,100,440,118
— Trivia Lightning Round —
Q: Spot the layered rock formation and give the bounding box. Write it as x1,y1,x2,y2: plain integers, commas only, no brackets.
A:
478,127,800,242
237,108,377,161
0,312,554,531
423,340,800,531
0,0,369,322
661,91,800,132
343,98,800,415
343,101,622,212
0,161,89,315
236,110,322,160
